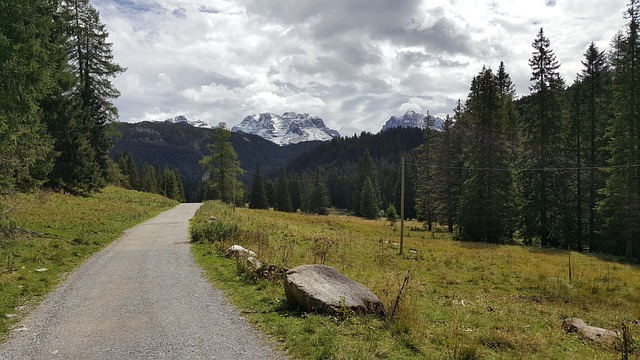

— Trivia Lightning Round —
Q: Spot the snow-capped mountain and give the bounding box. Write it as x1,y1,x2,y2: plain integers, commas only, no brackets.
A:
380,110,444,132
163,115,211,129
231,112,340,146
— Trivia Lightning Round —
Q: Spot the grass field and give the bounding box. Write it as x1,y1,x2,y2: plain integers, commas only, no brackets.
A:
191,201,640,360
0,186,177,339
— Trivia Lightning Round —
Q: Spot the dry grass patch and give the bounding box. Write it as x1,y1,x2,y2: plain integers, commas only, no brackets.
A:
191,201,640,359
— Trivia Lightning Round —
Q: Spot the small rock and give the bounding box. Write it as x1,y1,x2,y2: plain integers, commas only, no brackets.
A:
4,314,18,318
16,325,29,332
225,245,257,259
35,268,48,272
246,256,262,271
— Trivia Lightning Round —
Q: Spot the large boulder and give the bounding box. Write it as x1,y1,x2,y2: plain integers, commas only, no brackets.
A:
284,264,384,316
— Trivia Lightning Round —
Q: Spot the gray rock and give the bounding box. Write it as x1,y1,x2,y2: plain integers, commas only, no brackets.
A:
562,317,620,345
225,245,257,259
284,265,384,316
246,256,262,272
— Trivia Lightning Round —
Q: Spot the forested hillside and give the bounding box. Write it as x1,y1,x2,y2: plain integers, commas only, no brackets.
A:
110,121,322,201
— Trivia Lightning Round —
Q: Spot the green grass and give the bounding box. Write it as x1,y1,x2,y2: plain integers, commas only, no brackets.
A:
191,201,640,359
0,186,177,339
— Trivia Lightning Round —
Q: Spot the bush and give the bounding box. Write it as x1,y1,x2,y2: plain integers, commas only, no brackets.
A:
191,219,239,243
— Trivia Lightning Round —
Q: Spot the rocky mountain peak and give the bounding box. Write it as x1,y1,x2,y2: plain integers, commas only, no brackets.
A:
380,110,444,132
231,112,340,146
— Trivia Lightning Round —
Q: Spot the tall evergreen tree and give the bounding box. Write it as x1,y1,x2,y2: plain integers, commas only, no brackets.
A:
310,169,331,215
44,0,125,194
351,149,381,217
360,177,380,219
0,0,57,192
601,0,640,259
519,28,568,247
416,127,437,229
432,113,463,233
275,168,292,212
578,43,610,251
458,67,514,243
394,154,418,220
289,174,302,212
249,163,269,209
200,123,244,204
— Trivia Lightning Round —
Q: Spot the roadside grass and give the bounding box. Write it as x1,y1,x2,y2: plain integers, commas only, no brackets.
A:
0,186,177,339
192,201,640,359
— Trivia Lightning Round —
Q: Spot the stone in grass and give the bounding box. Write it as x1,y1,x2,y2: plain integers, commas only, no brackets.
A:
562,317,620,346
225,245,257,259
284,264,385,316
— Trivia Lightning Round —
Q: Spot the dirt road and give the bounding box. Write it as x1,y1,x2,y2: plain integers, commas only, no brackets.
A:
0,203,284,359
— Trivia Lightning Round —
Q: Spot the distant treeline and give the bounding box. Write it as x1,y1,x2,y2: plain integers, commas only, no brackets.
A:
247,3,640,260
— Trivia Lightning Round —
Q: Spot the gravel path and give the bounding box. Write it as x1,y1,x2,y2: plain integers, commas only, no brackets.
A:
0,203,285,360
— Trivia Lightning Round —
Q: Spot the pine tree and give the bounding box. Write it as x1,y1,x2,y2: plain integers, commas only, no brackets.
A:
458,67,514,243
200,123,244,204
114,152,138,189
432,112,463,233
601,0,640,259
579,43,610,252
394,154,418,220
519,28,568,247
310,169,331,215
360,177,380,219
249,163,269,209
0,0,57,192
351,149,381,217
43,0,125,194
275,168,292,212
289,174,302,212
416,128,437,230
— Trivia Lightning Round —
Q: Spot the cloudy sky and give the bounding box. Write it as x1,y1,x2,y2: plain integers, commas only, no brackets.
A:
93,0,628,135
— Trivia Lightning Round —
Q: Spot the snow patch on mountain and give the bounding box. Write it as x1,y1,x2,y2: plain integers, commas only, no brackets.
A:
231,112,340,146
381,110,444,132
163,115,211,128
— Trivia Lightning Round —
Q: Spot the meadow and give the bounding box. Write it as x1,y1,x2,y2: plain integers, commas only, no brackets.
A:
0,186,177,339
191,201,640,360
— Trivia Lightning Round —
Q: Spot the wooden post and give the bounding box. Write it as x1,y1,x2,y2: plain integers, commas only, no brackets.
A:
400,156,405,255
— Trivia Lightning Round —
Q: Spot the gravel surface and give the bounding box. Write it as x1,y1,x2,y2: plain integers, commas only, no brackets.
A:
0,203,286,360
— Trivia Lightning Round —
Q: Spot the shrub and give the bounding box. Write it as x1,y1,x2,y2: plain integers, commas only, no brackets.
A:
191,219,239,243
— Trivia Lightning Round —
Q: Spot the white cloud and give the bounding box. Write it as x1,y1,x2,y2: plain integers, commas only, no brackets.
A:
94,0,629,133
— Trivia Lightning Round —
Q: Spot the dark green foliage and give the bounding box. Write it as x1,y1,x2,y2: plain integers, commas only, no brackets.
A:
393,155,418,220
458,67,514,243
249,163,268,209
600,1,640,259
275,169,293,212
0,0,57,192
351,149,381,217
519,28,569,247
44,0,125,195
432,111,463,233
111,121,320,201
302,169,330,215
288,175,303,212
360,177,380,219
200,124,244,204
385,204,398,224
416,129,437,229
578,43,611,252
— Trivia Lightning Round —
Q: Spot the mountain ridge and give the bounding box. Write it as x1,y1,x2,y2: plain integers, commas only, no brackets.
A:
231,112,340,146
381,110,444,132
